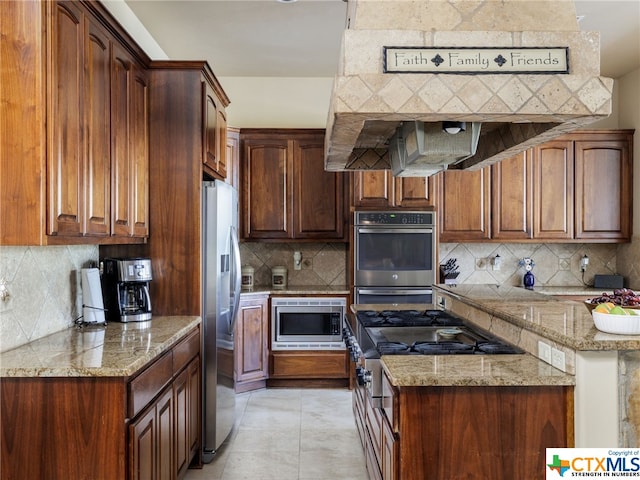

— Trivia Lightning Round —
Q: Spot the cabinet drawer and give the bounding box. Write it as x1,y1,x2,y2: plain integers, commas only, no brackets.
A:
173,328,200,374
129,351,173,418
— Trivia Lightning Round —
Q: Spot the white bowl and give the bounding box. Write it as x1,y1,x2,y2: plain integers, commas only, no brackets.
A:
592,310,640,335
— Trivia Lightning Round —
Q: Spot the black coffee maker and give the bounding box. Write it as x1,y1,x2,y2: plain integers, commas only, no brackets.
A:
101,258,152,323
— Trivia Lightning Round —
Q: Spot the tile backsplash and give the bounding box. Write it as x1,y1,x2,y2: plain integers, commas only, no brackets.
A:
240,242,348,288
440,242,619,288
0,239,628,353
0,245,98,352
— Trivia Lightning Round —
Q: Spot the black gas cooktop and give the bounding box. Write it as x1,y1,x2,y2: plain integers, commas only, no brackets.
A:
354,310,523,357
356,309,465,327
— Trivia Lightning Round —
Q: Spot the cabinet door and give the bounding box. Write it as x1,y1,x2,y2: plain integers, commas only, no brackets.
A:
235,296,269,385
381,418,397,480
48,2,84,236
242,138,292,239
130,406,156,480
352,170,393,208
492,150,533,240
294,136,345,239
111,43,132,237
187,358,201,462
83,16,111,236
203,81,227,179
226,127,241,190
438,168,491,242
215,107,228,179
130,65,150,237
532,140,574,239
157,388,174,480
574,138,632,241
394,176,436,208
174,368,189,477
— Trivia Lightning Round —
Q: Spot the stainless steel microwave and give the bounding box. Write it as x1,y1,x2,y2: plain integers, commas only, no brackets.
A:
271,297,346,350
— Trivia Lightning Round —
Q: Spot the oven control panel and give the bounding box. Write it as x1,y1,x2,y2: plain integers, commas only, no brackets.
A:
355,211,434,226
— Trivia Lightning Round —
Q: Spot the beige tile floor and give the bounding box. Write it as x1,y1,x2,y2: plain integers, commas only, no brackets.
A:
184,388,369,480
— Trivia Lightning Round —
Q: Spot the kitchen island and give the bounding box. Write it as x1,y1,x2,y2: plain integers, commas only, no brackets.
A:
0,316,201,480
433,284,640,448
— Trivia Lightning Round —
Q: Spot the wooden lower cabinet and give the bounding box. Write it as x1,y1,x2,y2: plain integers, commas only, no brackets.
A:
235,294,269,393
356,371,573,480
130,386,174,480
268,350,349,387
0,327,201,480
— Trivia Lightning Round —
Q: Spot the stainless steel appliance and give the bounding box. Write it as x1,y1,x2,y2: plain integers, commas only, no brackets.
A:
202,180,241,462
271,297,346,350
353,211,436,304
101,258,152,323
343,309,523,406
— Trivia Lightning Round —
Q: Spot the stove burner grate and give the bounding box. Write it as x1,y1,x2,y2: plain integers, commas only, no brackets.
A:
356,310,465,327
377,342,411,355
411,342,475,355
475,342,521,354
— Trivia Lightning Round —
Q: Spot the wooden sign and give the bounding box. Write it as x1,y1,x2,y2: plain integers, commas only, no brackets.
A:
383,47,569,74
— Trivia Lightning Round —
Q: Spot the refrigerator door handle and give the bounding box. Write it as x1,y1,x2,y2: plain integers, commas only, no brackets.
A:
229,225,242,335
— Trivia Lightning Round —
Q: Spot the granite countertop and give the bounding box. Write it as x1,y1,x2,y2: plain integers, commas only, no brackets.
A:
434,283,640,351
382,354,575,387
242,285,349,296
0,316,200,378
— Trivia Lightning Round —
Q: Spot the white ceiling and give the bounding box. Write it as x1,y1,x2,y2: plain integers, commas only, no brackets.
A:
124,0,639,79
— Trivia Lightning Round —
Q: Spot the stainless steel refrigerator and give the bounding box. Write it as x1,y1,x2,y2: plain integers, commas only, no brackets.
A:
202,180,241,462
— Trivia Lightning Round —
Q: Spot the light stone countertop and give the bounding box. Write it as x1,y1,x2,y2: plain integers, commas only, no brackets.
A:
0,316,200,378
382,354,575,387
434,284,640,351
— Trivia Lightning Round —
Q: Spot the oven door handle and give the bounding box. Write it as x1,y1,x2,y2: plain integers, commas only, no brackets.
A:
356,227,433,234
356,289,433,295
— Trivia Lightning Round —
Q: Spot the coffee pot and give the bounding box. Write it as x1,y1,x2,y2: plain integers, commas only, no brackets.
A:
101,258,152,323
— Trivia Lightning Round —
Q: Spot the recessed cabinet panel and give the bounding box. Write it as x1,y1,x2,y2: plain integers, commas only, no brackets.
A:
242,139,291,239
533,141,574,240
575,139,632,240
492,151,533,240
48,1,84,236
438,168,491,242
294,138,344,239
84,16,111,236
111,44,132,236
353,170,393,208
130,67,150,237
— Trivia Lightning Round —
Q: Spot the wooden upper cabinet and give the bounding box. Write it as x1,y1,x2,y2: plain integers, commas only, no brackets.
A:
574,132,633,241
532,140,574,240
352,170,393,208
438,168,491,242
352,171,436,209
129,64,150,238
241,129,346,241
226,127,241,191
43,1,150,243
242,137,292,239
111,43,133,237
293,136,345,239
395,176,437,208
48,1,85,237
202,80,228,180
491,150,533,240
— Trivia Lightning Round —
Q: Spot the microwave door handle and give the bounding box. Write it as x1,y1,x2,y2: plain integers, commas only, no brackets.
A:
357,289,433,295
357,227,433,234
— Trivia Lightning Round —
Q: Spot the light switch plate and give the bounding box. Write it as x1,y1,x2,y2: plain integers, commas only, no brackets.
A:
538,341,552,364
551,347,566,371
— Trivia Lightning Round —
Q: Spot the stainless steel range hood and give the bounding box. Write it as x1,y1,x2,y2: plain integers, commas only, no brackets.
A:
324,0,614,176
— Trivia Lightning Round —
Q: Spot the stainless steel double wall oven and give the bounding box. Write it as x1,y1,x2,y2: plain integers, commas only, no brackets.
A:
353,211,436,304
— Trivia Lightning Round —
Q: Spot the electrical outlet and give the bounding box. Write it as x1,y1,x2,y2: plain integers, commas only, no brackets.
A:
551,348,566,371
538,341,552,364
